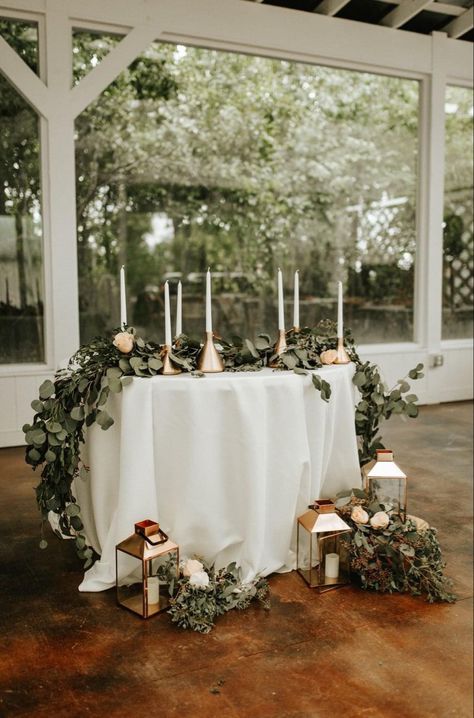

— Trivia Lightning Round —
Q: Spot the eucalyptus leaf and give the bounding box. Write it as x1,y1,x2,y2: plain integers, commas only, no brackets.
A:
39,380,55,400
31,399,44,413
70,406,84,421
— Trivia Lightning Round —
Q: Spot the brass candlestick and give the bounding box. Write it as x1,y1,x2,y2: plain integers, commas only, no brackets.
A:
269,329,287,368
334,336,351,365
197,331,224,373
160,345,181,375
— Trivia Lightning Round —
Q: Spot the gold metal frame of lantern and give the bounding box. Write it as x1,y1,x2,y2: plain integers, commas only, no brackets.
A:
115,519,179,619
363,449,408,522
296,499,352,592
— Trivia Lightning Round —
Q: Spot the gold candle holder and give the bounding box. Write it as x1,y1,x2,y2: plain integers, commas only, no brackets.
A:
334,336,351,365
160,345,181,375
269,329,287,368
196,331,224,373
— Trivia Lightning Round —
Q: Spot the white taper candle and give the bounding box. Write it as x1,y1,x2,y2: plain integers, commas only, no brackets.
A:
176,280,182,337
205,268,212,333
164,280,172,347
293,270,300,328
120,265,127,329
337,281,343,338
278,268,285,331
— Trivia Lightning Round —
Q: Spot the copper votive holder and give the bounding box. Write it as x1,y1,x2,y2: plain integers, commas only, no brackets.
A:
160,345,181,375
196,331,224,373
269,329,287,368
334,336,351,365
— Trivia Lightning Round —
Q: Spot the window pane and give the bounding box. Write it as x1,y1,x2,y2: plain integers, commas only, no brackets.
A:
443,86,474,340
0,68,44,364
75,41,419,345
0,18,39,75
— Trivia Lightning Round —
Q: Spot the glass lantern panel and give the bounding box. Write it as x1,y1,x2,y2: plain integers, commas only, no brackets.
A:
116,550,145,617
368,477,407,518
148,551,179,614
297,524,322,588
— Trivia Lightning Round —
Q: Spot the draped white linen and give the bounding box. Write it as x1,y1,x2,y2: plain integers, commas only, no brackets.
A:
76,364,361,592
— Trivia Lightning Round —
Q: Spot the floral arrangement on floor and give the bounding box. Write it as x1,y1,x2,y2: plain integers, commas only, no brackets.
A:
155,558,270,634
22,320,422,566
335,488,456,603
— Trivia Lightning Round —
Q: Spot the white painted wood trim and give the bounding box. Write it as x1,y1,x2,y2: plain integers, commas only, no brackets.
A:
0,34,48,115
69,23,161,118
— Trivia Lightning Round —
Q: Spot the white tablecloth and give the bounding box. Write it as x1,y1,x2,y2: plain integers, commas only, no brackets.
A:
76,364,361,591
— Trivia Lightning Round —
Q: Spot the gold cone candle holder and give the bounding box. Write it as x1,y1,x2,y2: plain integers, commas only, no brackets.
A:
334,336,351,365
159,345,181,375
269,329,287,368
197,332,224,373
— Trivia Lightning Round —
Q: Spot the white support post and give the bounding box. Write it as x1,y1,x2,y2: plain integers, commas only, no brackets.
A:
419,32,447,401
42,0,80,365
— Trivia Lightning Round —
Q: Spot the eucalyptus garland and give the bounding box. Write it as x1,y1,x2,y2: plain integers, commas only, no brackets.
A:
23,320,423,567
335,489,455,603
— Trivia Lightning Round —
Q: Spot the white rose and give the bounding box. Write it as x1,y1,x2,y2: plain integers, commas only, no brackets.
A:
320,349,338,365
113,331,134,353
182,558,204,577
351,506,369,524
189,570,210,589
407,514,429,532
370,511,390,530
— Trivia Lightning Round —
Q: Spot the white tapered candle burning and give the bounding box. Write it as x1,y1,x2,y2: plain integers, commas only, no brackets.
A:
293,270,300,329
164,281,172,347
120,265,127,329
205,268,212,333
337,281,344,338
278,268,285,331
176,280,182,337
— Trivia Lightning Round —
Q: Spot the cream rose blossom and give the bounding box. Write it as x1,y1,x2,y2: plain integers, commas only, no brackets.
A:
320,349,338,365
189,570,210,589
370,511,390,530
351,506,369,524
182,558,204,577
113,331,134,353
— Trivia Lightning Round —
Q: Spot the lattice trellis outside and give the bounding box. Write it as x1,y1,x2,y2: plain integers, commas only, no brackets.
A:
443,187,474,312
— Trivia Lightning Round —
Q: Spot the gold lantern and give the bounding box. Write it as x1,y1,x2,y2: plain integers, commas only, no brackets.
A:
364,449,407,521
115,519,179,619
296,499,352,592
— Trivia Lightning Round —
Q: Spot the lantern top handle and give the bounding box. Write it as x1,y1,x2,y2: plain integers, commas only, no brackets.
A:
309,499,335,514
376,449,394,461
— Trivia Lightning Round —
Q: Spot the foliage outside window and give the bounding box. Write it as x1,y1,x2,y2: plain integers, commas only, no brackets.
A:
443,86,474,340
74,37,420,346
0,20,44,364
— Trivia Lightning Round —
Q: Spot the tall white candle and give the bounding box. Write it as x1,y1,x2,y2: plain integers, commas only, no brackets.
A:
205,268,212,333
278,268,285,331
176,281,182,337
147,576,160,605
325,553,339,579
293,270,300,328
164,281,172,347
337,281,344,338
120,265,127,329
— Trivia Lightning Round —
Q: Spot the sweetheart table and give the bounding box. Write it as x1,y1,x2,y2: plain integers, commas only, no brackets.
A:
76,364,361,592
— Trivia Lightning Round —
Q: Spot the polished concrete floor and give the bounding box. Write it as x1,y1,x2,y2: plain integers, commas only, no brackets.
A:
0,402,472,718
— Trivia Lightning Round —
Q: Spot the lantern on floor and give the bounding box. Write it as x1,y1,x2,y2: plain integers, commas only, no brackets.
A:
364,449,407,522
115,520,179,619
296,499,352,592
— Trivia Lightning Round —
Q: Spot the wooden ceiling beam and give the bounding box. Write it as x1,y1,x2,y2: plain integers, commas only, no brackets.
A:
381,0,433,29
442,6,474,38
371,0,465,17
313,0,352,17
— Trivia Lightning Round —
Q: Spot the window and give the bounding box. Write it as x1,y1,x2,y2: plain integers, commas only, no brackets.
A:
0,20,44,363
443,85,473,340
75,39,419,345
